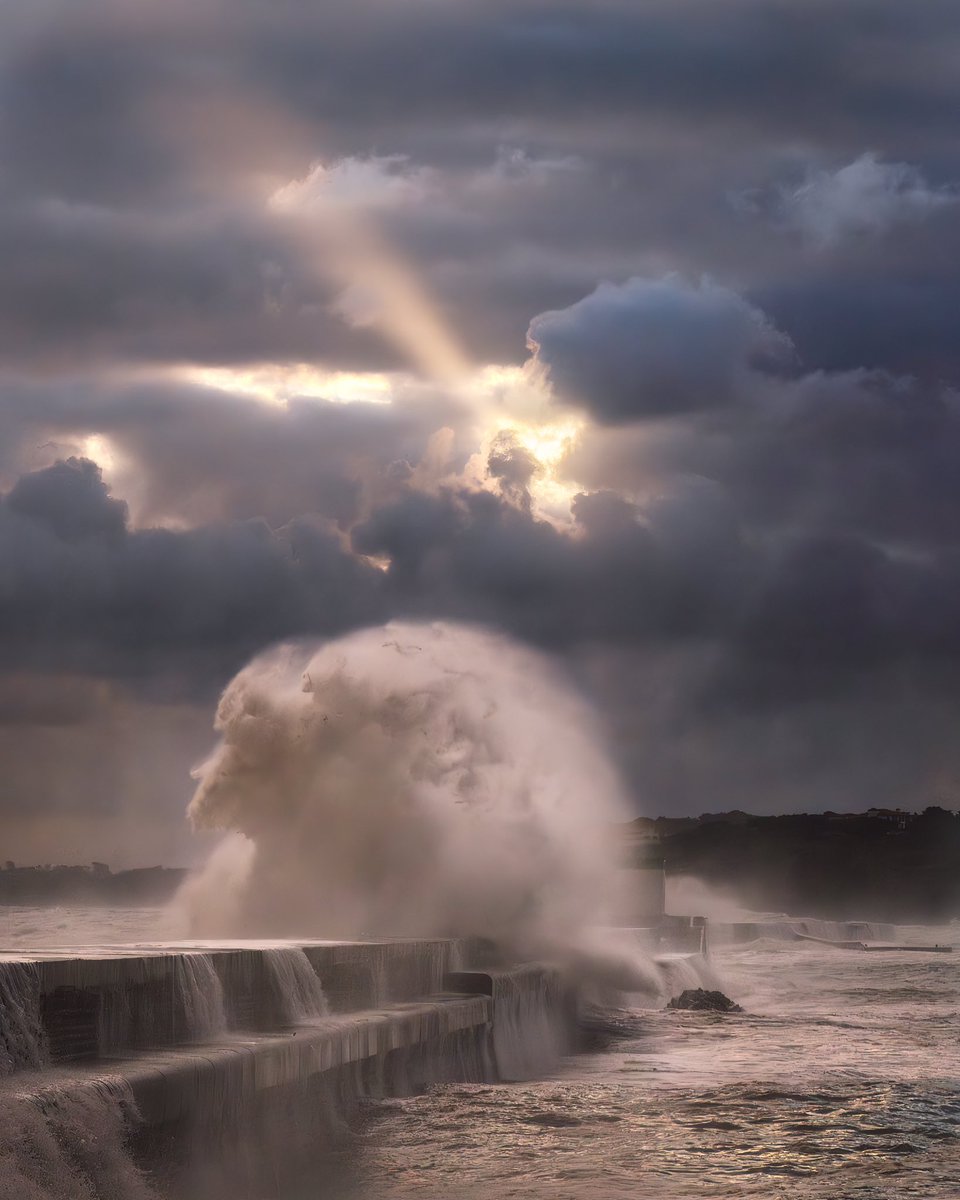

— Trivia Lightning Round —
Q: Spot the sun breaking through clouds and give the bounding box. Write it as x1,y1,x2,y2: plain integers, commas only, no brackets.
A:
3,0,960,863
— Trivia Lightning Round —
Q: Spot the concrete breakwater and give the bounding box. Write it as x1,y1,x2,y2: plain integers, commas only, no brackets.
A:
708,917,898,946
0,939,574,1196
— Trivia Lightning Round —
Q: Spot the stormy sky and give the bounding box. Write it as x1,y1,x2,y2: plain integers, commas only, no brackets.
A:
3,0,960,863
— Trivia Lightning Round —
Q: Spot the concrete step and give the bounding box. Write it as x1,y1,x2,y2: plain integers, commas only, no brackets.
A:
2,939,467,1066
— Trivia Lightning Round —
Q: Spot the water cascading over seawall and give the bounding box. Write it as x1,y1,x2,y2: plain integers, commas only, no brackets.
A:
0,938,573,1197
448,963,573,1080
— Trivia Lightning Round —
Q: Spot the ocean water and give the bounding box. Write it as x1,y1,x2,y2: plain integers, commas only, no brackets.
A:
1,907,958,1198
0,904,184,949
325,928,960,1200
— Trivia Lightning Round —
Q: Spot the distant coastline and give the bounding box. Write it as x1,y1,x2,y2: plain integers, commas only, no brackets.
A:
4,805,958,922
0,862,187,907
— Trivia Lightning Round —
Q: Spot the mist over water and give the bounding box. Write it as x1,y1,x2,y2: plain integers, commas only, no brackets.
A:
180,622,635,964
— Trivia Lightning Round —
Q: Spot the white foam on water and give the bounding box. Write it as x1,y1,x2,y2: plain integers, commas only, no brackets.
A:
0,961,45,1074
652,953,719,1000
0,1079,155,1200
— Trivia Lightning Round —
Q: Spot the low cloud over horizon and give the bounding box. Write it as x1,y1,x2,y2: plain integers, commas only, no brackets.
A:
3,0,960,864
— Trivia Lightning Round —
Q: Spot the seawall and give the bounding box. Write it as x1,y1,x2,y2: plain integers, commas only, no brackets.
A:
0,939,574,1195
708,917,898,946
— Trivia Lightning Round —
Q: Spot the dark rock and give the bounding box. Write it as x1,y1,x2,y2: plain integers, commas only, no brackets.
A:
666,988,743,1013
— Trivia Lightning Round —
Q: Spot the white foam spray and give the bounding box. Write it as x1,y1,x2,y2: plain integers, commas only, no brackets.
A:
181,621,642,974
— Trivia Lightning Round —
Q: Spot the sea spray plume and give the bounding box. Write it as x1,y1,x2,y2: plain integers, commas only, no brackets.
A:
182,622,633,957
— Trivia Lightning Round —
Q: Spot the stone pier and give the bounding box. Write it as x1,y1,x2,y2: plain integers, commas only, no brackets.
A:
0,938,571,1189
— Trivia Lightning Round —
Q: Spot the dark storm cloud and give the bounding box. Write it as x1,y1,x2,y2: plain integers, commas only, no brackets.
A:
755,275,960,383
574,641,960,816
6,2,959,153
728,371,960,548
0,197,408,371
353,482,745,646
4,271,960,816
8,455,957,820
346,465,960,815
351,473,960,679
542,273,960,549
238,0,960,156
567,365,960,550
0,0,958,373
6,0,957,177
7,456,128,542
0,458,386,688
528,277,792,421
0,374,460,530
2,0,960,834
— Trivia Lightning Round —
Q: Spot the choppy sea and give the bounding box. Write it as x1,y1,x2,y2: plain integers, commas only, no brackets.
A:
332,927,960,1200
2,907,958,1199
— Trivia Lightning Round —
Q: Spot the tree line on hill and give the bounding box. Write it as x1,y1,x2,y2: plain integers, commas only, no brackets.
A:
0,862,187,906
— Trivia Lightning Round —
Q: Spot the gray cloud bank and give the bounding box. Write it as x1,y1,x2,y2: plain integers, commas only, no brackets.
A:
2,0,960,859
1,0,959,375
